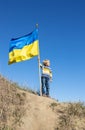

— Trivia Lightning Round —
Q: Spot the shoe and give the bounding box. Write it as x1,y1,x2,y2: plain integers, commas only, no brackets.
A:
46,95,50,98
42,94,47,97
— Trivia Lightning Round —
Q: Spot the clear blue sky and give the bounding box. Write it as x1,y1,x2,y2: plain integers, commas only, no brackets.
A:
0,0,85,102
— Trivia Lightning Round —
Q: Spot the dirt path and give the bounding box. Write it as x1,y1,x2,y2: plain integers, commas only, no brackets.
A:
18,93,58,130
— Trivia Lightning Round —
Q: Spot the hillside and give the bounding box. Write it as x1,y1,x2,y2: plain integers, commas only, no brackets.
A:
0,75,85,130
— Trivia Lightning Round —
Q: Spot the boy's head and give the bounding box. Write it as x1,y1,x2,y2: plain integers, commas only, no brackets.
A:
43,59,50,66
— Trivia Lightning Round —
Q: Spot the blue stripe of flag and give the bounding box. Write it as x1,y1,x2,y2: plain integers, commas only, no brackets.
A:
9,29,38,52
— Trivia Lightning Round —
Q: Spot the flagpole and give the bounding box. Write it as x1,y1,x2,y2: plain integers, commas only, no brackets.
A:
36,24,42,96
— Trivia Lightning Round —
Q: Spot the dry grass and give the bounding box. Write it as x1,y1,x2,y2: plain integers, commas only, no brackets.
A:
0,75,26,130
50,101,85,130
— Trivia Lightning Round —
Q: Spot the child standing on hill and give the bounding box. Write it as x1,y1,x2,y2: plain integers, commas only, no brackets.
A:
40,59,52,97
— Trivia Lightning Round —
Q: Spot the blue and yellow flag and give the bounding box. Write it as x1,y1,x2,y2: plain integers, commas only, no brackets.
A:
8,29,39,64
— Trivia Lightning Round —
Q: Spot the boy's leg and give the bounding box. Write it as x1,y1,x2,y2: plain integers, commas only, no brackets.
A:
41,77,45,95
45,77,50,96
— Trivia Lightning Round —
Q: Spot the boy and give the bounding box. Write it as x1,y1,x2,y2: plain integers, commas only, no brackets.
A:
40,59,52,97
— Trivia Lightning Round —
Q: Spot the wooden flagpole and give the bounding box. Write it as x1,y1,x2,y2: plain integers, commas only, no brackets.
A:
36,24,42,96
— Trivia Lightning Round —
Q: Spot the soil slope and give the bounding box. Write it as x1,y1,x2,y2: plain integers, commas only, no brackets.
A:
0,75,85,130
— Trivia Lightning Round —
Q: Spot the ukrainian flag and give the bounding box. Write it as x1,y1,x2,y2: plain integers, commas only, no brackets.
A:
8,29,39,64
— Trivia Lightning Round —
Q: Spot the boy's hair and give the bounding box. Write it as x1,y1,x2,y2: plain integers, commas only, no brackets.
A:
43,59,50,66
